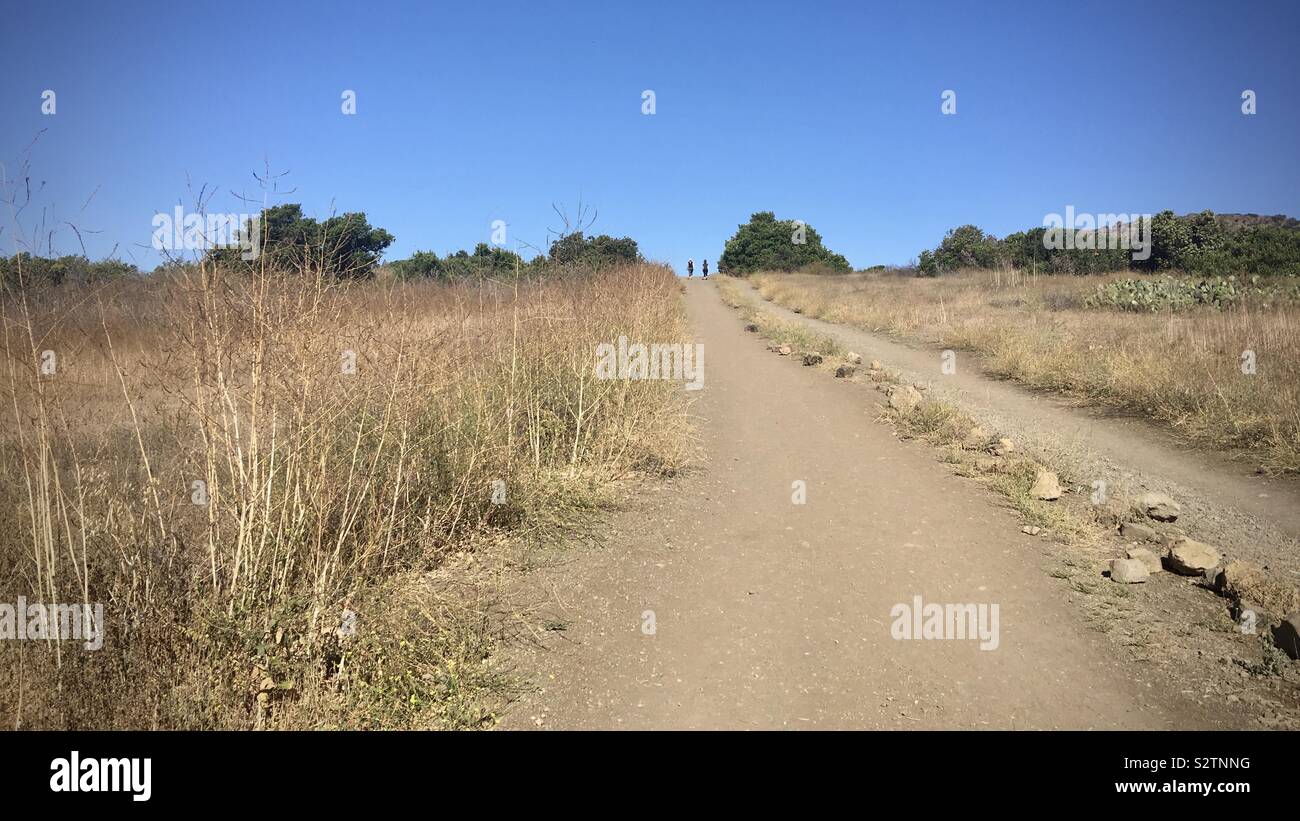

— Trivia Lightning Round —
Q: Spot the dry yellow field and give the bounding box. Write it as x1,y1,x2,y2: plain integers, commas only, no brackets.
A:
0,263,689,728
750,270,1300,474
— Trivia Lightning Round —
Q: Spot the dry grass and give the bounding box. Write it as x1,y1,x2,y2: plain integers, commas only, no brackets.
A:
0,261,690,729
750,270,1300,473
716,277,842,357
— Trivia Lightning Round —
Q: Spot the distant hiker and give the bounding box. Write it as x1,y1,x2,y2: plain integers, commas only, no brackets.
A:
702,259,709,278
687,258,694,277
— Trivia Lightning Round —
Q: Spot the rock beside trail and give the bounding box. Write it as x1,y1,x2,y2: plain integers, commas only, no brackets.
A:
846,352,863,365
869,359,883,371
1125,547,1163,574
888,384,923,414
991,438,1015,456
1215,560,1258,593
1109,558,1150,584
1273,615,1300,660
835,364,855,378
1216,560,1300,615
777,345,792,356
869,369,888,383
1165,538,1221,576
1030,469,1062,501
1139,492,1181,522
1021,525,1041,536
802,352,823,366
1120,521,1161,543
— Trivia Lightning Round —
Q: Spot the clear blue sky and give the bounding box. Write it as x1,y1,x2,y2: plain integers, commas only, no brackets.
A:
2,0,1297,270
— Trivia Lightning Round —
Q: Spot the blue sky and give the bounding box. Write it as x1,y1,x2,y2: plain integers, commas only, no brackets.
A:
2,0,1297,270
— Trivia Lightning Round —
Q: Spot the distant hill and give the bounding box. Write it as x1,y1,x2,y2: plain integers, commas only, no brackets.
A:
1209,213,1300,231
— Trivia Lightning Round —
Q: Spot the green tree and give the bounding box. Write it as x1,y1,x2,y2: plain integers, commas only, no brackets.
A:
210,204,394,278
547,232,641,268
1140,210,1192,271
389,244,530,280
918,225,1004,275
718,212,851,275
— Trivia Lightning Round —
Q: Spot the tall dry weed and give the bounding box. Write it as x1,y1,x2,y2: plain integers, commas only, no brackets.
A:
0,261,690,728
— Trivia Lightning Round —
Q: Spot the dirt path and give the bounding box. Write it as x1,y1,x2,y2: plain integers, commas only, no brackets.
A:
499,279,1238,729
738,280,1300,566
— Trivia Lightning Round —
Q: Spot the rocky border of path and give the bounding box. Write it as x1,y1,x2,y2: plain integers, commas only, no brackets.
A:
716,277,1300,728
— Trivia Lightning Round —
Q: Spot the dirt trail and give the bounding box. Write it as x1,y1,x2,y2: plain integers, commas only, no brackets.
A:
500,280,1241,729
739,280,1300,565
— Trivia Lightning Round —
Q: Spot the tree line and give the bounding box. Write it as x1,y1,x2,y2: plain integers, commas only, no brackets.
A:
3,203,643,290
385,231,641,280
0,254,139,288
916,211,1300,277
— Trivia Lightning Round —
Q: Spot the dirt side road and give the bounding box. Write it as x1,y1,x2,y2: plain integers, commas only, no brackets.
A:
738,279,1300,564
499,279,1240,729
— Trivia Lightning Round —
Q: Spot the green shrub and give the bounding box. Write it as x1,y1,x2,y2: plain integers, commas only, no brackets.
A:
1,253,139,290
1084,274,1300,312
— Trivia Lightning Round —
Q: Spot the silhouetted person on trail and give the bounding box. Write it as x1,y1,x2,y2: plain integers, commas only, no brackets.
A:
687,258,694,277
702,259,709,278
